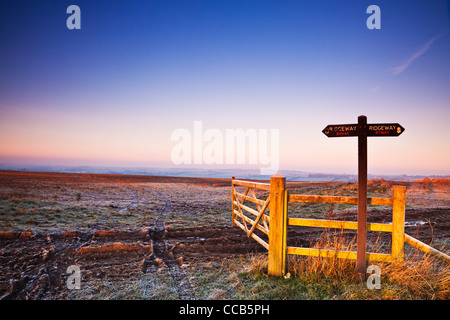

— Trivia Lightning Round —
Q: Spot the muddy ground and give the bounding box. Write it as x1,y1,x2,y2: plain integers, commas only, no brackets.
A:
0,171,448,299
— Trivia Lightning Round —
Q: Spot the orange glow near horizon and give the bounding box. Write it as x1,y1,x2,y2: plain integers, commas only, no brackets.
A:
1,104,449,175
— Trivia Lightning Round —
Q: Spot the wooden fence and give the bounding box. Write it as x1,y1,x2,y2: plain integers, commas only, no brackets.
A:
231,174,450,276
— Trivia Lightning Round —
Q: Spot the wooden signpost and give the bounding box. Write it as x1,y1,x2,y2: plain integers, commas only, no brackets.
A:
322,115,405,282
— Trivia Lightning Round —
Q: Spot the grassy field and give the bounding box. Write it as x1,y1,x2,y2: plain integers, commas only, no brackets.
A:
1,171,449,300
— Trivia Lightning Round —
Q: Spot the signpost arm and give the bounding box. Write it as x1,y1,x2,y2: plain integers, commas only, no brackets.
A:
356,115,368,282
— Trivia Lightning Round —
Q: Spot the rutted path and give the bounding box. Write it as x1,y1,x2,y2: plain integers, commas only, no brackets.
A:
88,175,138,213
142,186,196,300
143,187,170,233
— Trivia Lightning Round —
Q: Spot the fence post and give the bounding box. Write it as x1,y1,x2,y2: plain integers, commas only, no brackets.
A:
268,174,287,276
392,186,406,263
231,176,236,227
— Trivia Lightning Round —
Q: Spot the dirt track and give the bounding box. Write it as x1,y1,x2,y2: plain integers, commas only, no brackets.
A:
0,171,448,299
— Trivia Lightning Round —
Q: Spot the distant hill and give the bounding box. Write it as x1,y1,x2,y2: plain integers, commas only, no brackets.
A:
0,163,448,182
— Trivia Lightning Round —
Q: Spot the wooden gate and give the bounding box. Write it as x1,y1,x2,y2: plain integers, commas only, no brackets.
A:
231,175,287,275
231,177,271,250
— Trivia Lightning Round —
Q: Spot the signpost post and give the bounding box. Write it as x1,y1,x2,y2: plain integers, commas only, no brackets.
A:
322,115,404,282
356,115,368,283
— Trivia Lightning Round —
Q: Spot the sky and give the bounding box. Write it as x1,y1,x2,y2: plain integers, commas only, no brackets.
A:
0,0,449,176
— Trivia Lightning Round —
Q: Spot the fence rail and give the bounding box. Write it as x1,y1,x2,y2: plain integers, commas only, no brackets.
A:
288,194,393,206
232,179,271,191
231,175,449,277
288,218,393,232
286,247,392,262
404,234,450,264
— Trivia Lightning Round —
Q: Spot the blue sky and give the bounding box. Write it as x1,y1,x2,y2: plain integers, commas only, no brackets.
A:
0,0,449,175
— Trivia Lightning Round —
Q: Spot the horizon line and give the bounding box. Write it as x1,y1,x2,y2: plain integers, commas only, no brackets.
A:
0,163,448,179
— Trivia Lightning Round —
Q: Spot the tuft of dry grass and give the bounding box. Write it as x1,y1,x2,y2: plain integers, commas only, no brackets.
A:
287,230,358,283
381,250,450,299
